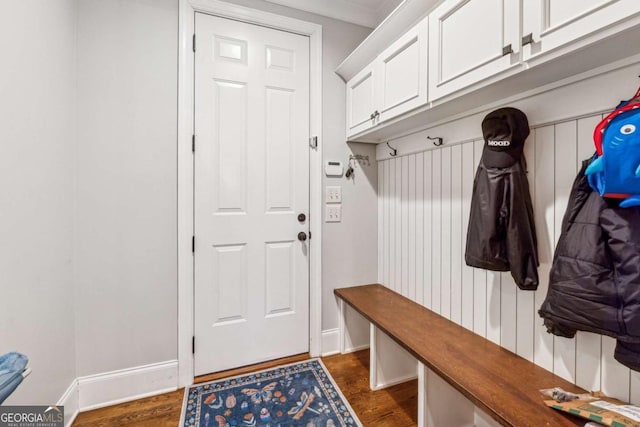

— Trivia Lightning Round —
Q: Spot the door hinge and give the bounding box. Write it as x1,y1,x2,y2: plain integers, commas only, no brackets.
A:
192,34,196,52
192,336,195,354
192,134,195,153
192,236,195,253
309,136,318,149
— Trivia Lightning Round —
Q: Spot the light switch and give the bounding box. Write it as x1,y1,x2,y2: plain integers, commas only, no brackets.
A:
325,186,342,203
325,205,342,222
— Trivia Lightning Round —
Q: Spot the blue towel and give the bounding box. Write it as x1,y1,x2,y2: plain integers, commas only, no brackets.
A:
0,352,28,404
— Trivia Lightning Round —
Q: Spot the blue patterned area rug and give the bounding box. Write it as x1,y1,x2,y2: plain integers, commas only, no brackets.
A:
180,359,362,427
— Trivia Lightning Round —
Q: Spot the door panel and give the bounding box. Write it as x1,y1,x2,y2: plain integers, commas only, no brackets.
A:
265,241,295,316
211,244,248,325
429,0,519,101
377,18,428,122
265,87,295,212
211,80,248,213
522,0,640,60
194,12,310,375
439,0,502,82
548,0,609,28
347,64,376,137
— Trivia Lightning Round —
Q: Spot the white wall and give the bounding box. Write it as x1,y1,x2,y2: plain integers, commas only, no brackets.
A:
75,0,178,376
0,0,373,408
377,60,640,403
188,0,376,334
74,0,372,376
0,0,77,405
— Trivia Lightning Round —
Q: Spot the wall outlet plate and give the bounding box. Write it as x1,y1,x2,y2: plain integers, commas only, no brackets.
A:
325,205,342,222
325,186,342,203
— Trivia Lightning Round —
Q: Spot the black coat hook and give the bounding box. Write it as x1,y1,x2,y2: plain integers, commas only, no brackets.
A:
386,142,397,156
427,136,443,146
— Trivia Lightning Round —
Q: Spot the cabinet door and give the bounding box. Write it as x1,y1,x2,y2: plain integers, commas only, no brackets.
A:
376,18,428,123
428,0,520,101
346,62,377,137
522,0,640,60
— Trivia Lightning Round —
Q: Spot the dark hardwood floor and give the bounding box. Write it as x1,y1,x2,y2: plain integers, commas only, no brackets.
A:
72,350,417,427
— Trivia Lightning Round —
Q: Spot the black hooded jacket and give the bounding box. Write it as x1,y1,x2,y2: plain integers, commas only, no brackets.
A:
539,159,640,371
465,158,539,290
465,107,539,290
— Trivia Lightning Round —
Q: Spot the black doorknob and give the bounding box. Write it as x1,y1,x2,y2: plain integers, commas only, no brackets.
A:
298,213,306,222
297,232,307,241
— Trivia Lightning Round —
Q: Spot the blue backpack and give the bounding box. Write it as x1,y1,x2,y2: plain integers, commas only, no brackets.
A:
585,94,640,208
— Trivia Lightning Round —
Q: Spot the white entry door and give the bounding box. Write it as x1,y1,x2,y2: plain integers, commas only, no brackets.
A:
194,12,310,376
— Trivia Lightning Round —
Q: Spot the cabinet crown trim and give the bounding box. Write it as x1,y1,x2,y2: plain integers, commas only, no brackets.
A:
335,0,440,82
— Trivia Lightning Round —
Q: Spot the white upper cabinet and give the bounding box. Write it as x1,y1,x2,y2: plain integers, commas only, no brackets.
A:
346,18,428,139
428,0,520,101
376,20,428,123
346,61,377,137
522,0,640,61
340,0,640,143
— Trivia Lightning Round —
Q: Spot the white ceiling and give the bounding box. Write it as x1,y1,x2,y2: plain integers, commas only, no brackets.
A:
264,0,404,28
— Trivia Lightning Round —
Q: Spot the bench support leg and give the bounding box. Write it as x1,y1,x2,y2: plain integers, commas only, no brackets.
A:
419,362,491,427
338,299,346,354
418,363,428,427
369,324,417,390
338,300,370,354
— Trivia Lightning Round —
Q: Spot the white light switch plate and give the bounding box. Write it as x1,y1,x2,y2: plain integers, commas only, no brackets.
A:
325,186,342,203
325,205,342,222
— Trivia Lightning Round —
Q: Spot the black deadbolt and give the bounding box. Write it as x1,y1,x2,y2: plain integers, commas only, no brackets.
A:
298,213,306,222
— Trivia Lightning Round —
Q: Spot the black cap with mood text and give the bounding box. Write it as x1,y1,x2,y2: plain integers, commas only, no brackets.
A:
481,107,530,168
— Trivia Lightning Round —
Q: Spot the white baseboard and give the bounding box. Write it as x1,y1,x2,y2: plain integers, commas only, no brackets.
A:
77,360,178,411
371,373,418,390
345,343,370,353
322,328,370,356
58,379,79,427
322,328,340,356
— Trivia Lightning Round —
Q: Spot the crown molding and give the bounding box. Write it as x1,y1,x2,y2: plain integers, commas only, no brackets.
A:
264,0,380,28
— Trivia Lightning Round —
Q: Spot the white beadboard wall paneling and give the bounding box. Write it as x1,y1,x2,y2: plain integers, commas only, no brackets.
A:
378,161,384,285
532,125,555,373
516,131,537,362
416,152,425,305
377,102,640,403
402,155,410,297
395,158,402,294
408,155,417,301
460,143,475,331
431,150,442,314
381,161,387,284
632,372,640,403
472,140,487,338
388,159,395,290
423,151,433,308
552,121,577,382
602,336,631,401
450,144,463,326
575,114,603,392
440,147,452,320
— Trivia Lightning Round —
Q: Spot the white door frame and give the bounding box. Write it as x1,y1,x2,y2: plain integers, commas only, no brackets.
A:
178,0,323,387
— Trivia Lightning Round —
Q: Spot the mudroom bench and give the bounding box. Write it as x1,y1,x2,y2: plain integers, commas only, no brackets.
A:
334,284,585,427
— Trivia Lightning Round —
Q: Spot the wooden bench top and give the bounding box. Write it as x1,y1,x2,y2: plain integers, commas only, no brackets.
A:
335,284,585,427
